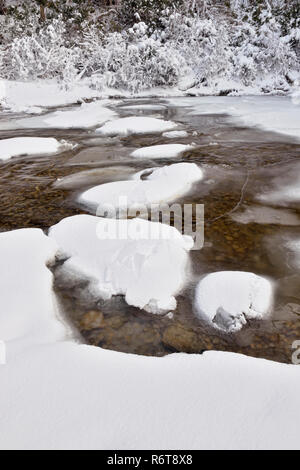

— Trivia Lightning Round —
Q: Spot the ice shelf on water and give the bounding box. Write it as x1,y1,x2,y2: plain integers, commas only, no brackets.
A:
231,205,300,226
53,166,136,190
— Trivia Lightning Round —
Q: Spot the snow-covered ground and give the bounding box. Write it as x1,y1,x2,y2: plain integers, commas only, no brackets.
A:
0,137,72,161
1,228,300,450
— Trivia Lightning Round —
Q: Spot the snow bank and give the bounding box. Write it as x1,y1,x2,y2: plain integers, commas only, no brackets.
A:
195,271,273,333
1,228,300,449
79,162,203,212
96,116,177,136
131,144,193,159
0,137,71,161
0,79,102,113
49,215,193,313
0,229,64,346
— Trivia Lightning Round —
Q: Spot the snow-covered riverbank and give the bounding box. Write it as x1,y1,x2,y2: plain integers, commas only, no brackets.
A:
1,80,300,141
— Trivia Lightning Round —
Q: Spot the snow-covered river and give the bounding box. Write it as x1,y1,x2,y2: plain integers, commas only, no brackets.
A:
1,95,300,363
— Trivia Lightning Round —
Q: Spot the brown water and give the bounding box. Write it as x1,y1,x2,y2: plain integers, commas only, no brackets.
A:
1,97,300,363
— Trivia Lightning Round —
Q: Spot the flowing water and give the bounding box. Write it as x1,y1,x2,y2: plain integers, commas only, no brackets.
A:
1,97,300,363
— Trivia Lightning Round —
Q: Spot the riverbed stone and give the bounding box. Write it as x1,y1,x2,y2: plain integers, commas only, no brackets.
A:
80,310,104,329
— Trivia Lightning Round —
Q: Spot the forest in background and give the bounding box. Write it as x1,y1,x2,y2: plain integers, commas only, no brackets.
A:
0,0,299,93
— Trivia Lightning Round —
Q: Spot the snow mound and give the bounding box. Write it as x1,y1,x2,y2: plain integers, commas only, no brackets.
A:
96,116,177,136
195,271,273,333
42,101,117,129
49,215,193,313
79,162,203,212
131,144,193,159
0,137,71,161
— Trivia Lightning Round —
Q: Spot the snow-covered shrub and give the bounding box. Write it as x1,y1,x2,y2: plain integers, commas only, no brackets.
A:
0,0,299,93
3,17,82,83
231,15,298,88
160,11,233,86
82,22,186,92
118,0,182,29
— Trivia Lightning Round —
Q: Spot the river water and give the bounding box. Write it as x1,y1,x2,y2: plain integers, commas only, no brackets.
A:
1,96,300,363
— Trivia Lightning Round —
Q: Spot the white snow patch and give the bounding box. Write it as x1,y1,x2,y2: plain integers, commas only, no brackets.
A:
2,101,118,130
49,215,193,313
96,116,177,136
163,130,189,139
79,162,203,212
131,144,193,159
195,271,273,333
0,79,102,113
0,229,64,346
0,137,71,161
41,101,117,129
